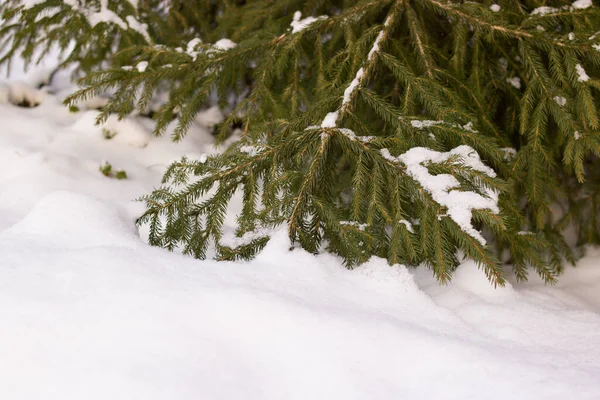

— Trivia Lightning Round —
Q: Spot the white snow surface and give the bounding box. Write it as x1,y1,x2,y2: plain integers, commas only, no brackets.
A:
0,61,600,400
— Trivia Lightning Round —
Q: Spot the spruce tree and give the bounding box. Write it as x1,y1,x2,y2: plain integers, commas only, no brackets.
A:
2,0,600,285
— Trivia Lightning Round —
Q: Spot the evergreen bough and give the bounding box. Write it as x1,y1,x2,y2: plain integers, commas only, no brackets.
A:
3,0,600,286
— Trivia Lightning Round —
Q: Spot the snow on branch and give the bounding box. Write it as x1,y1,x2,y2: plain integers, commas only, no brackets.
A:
531,0,593,16
24,0,152,43
382,146,499,245
219,226,273,248
184,37,237,62
290,11,328,34
320,12,395,129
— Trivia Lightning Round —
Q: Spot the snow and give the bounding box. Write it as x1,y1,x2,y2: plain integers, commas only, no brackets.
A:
321,111,339,128
213,38,237,51
125,15,151,43
1,38,600,400
342,68,364,105
572,0,593,10
87,0,128,31
290,11,327,34
490,4,501,12
399,219,414,233
220,226,273,248
136,61,148,72
531,6,560,16
340,221,368,230
501,147,517,160
554,96,567,106
0,84,9,104
383,145,498,245
72,111,153,148
318,15,388,131
368,31,385,60
531,1,593,16
576,64,590,82
194,105,224,127
569,32,576,40
49,0,152,43
506,76,521,89
239,145,264,157
5,81,44,107
411,119,444,129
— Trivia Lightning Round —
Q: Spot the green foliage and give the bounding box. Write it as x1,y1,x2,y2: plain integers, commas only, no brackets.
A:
99,161,127,179
4,0,600,285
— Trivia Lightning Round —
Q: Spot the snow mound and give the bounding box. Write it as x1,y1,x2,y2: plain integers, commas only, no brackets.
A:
195,105,224,127
1,191,139,248
353,257,418,288
452,260,517,303
72,111,152,147
0,84,9,104
0,81,45,107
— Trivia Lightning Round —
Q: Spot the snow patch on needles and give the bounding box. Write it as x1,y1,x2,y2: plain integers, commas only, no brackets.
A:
213,39,237,51
490,4,501,12
187,38,202,52
576,64,590,82
368,13,394,60
399,220,414,233
321,111,339,128
340,221,368,231
554,96,567,106
290,11,328,34
343,68,364,104
185,37,236,61
572,0,593,10
506,77,521,89
239,145,264,157
368,32,385,60
136,61,148,73
50,0,151,43
531,6,561,16
87,2,127,30
501,147,517,160
411,120,444,129
383,146,498,245
125,15,151,43
531,1,593,16
220,227,273,248
318,15,390,130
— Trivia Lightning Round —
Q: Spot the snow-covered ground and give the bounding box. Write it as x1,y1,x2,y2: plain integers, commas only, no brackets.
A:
1,67,600,400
